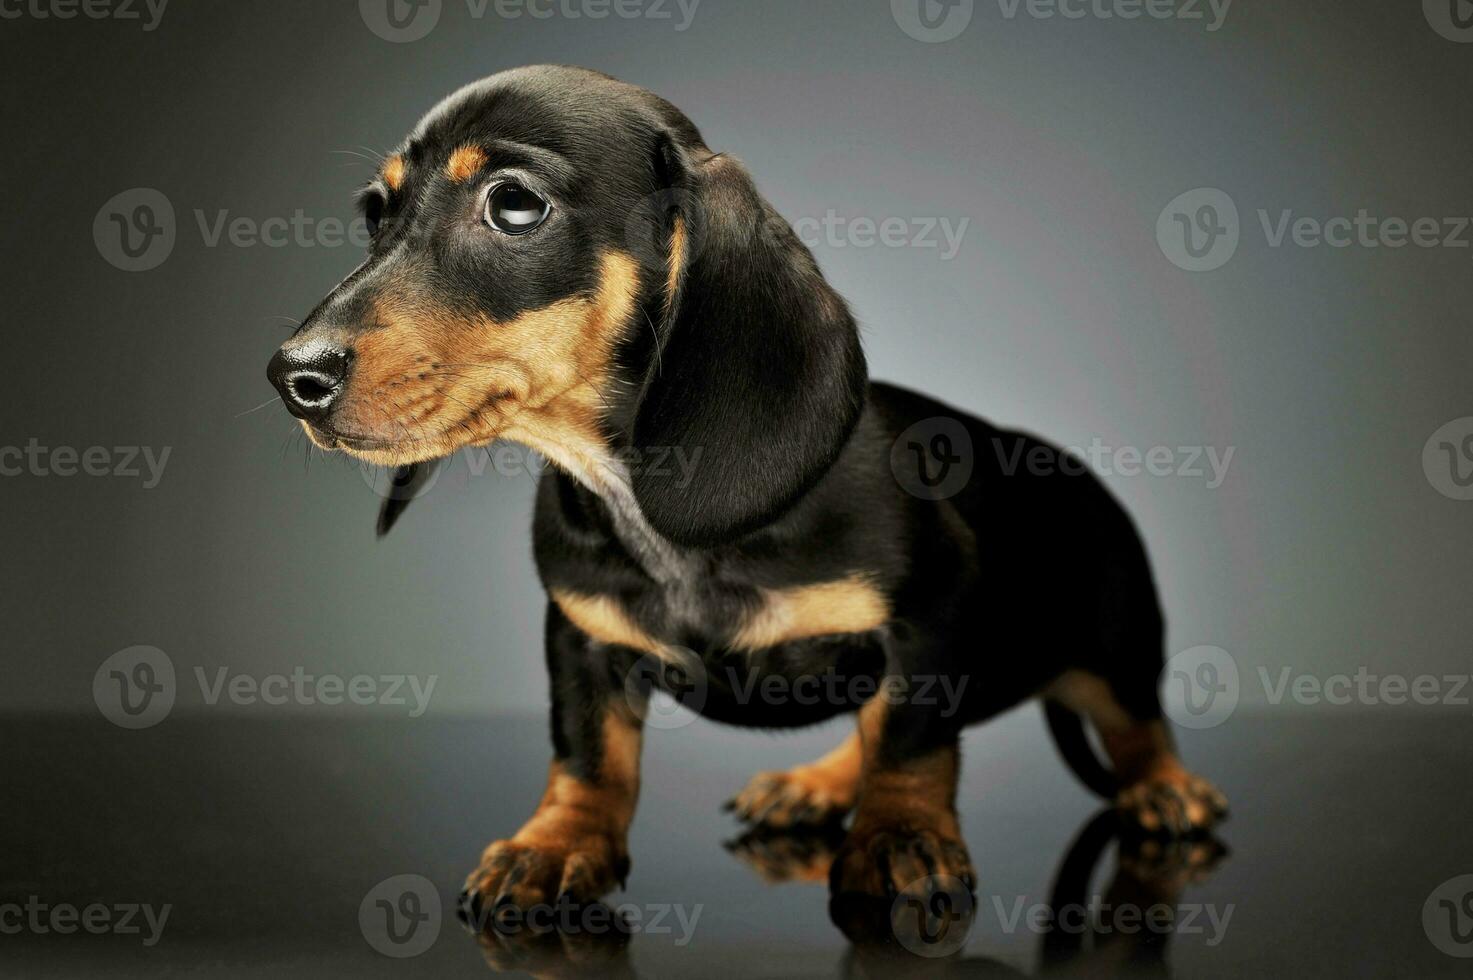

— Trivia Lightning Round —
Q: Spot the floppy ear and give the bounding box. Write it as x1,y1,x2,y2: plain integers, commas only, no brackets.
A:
375,461,439,538
631,148,867,547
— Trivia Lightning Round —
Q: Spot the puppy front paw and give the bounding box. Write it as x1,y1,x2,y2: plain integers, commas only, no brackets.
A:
829,824,975,900
460,811,629,920
725,767,856,828
828,823,977,953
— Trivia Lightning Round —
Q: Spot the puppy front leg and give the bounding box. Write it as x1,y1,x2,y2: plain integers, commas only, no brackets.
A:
462,604,642,913
830,694,975,900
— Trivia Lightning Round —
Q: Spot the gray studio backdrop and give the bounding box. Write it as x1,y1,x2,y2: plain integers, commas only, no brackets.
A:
2,1,1470,727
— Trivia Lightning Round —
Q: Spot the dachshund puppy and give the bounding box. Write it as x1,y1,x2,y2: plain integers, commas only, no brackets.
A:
267,65,1226,915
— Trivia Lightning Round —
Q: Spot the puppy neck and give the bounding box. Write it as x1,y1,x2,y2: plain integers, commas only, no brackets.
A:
542,441,698,586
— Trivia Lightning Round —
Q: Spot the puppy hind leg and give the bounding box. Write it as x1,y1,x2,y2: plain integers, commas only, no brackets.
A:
1049,671,1228,837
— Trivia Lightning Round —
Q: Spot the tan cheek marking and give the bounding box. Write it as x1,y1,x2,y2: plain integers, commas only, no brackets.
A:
551,589,677,663
730,575,891,651
494,251,641,488
382,154,407,193
445,144,487,182
335,251,642,472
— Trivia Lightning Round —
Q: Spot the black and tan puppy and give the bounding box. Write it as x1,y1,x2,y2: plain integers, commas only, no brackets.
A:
267,65,1226,915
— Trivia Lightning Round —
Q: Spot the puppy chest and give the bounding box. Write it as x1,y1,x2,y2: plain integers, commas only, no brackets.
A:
550,573,891,658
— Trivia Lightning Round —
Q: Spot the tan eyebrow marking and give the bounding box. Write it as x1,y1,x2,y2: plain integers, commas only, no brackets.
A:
446,144,488,182
382,154,407,193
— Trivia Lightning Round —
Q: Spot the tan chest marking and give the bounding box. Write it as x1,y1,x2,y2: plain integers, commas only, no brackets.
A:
730,575,890,652
554,574,889,660
551,589,676,663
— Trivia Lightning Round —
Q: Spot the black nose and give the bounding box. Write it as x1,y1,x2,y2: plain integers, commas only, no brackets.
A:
267,344,351,422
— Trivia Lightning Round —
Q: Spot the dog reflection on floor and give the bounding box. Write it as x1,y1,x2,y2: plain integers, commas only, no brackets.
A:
462,812,1228,977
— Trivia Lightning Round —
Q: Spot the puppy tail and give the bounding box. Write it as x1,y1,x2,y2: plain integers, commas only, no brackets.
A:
1043,701,1118,799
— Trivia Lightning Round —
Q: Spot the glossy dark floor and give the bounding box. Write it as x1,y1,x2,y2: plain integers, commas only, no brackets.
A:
6,710,1471,977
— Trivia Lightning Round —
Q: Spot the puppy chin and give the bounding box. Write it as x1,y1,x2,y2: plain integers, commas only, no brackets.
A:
298,419,453,467
300,421,338,450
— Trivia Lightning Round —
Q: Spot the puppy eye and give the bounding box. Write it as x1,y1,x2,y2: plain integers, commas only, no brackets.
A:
361,192,384,238
484,183,550,235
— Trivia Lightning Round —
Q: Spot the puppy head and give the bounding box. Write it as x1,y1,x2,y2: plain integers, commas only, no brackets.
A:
270,65,865,546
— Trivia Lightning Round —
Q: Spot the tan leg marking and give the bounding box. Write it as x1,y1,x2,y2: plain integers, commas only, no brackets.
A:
465,711,642,908
727,730,863,827
830,699,974,898
1049,670,1228,835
